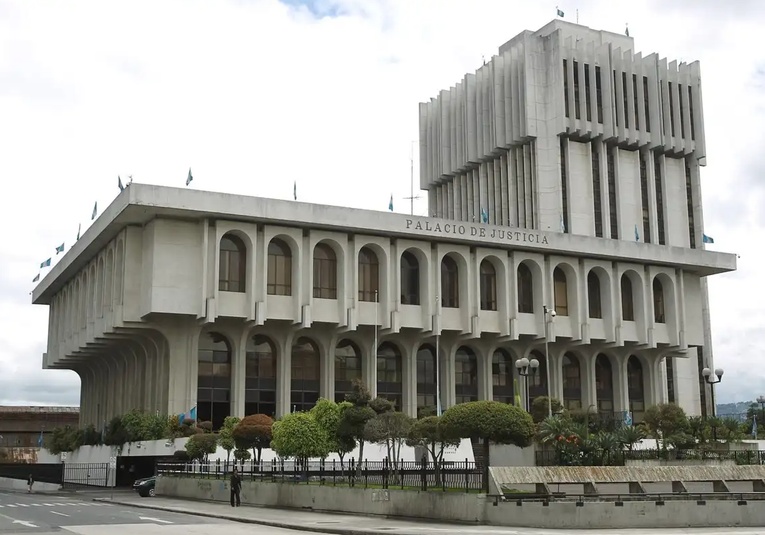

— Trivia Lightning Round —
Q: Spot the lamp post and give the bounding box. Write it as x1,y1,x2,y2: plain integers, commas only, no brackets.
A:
515,357,540,413
756,395,765,426
701,366,724,420
543,305,557,419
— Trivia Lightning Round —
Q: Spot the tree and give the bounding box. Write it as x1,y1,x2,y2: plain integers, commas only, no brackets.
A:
441,401,535,491
311,399,355,468
405,416,459,485
120,409,168,442
615,425,646,452
364,411,413,479
46,425,81,454
185,433,218,462
270,412,331,465
232,414,273,463
643,403,689,450
337,379,376,473
530,396,563,424
536,414,586,466
218,416,241,463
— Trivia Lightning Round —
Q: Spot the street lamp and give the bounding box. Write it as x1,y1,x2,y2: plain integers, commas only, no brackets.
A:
515,357,540,412
543,306,557,419
701,367,724,419
757,395,765,426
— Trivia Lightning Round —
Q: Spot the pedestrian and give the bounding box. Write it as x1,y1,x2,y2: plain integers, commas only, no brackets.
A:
230,467,241,507
27,474,34,493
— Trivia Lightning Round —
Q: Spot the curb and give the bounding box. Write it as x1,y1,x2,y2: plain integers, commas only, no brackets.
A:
93,498,407,535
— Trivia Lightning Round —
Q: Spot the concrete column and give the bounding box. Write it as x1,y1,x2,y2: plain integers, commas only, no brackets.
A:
144,341,156,415
163,323,199,415
402,341,417,418
363,331,378,399
233,329,248,418
613,354,630,414
321,336,334,403
583,352,598,409
276,331,293,418
443,343,455,409
480,348,493,401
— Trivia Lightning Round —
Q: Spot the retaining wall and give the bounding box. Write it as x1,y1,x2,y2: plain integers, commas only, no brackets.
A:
157,475,765,529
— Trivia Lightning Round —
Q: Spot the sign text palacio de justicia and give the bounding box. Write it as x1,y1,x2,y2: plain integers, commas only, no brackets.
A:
405,219,550,245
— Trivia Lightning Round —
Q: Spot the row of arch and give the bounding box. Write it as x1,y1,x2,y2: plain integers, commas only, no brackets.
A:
197,331,649,430
220,233,671,323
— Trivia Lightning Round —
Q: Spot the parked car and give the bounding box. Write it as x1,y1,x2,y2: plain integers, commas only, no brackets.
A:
133,476,156,497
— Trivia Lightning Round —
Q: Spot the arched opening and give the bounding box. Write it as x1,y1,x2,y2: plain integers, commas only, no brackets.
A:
416,344,437,415
627,356,646,424
595,354,614,416
335,339,362,403
440,255,459,308
492,349,514,404
517,263,534,313
480,259,497,311
245,335,276,417
114,240,124,306
104,249,113,309
455,346,478,404
96,258,104,316
528,350,548,404
197,332,233,430
290,337,320,412
621,274,635,321
313,243,337,299
653,278,666,324
358,247,379,302
553,267,568,316
377,342,402,410
219,233,247,292
587,271,602,319
561,352,582,410
400,250,420,305
267,238,292,296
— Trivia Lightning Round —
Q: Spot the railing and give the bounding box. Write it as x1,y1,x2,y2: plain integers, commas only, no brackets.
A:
490,491,765,504
535,449,765,467
158,458,483,492
63,463,110,487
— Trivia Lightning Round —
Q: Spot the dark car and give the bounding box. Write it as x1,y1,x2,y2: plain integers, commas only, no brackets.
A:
133,476,156,497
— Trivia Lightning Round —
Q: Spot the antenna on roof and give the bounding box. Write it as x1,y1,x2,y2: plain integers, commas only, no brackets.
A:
576,9,579,24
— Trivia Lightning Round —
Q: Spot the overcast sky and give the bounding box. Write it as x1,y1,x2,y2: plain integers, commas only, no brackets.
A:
0,0,762,407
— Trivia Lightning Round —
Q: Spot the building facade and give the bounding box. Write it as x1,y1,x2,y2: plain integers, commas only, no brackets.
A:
0,406,79,448
32,21,734,430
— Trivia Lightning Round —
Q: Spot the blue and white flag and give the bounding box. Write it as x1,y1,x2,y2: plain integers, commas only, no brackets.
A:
189,406,197,421
388,195,393,211
481,208,489,224
560,214,566,233
32,273,40,283
186,168,193,186
118,176,124,192
703,234,714,244
634,224,640,242
40,258,51,269
76,223,81,242
37,430,44,447
293,181,297,200
91,202,98,221
556,6,564,17
55,243,64,255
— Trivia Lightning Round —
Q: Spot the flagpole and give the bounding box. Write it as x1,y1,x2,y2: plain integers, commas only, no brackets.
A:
374,289,378,385
435,295,441,417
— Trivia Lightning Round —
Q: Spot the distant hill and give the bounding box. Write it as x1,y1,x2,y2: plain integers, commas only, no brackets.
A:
717,401,756,421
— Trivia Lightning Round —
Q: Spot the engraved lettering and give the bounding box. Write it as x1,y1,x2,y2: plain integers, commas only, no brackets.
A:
542,236,549,244
458,225,466,235
444,224,451,233
406,219,413,229
425,222,432,231
471,227,478,236
479,228,486,237
415,222,423,231
434,223,441,232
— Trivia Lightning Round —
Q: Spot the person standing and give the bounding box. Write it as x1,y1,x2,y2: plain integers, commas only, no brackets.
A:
230,467,241,507
27,474,34,493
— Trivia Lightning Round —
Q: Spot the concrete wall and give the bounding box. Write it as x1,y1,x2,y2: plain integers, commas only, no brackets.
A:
158,475,765,529
0,477,60,492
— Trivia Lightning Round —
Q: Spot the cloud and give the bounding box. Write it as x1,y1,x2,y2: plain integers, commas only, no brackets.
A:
1,0,763,406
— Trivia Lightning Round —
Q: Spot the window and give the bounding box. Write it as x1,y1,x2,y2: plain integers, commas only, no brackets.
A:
685,159,696,248
643,76,651,132
595,66,603,124
653,278,665,324
587,271,602,319
622,72,629,129
416,345,437,412
479,260,497,311
621,275,635,321
377,342,402,410
678,84,686,138
335,339,362,403
313,243,337,299
267,239,292,296
560,137,569,233
573,61,581,120
197,332,232,430
655,155,666,245
219,234,246,292
627,356,645,424
592,143,603,238
553,267,568,316
562,353,581,411
668,81,676,137
245,335,276,417
441,255,459,308
595,354,613,414
632,73,640,130
563,59,569,118
492,349,514,404
400,251,420,305
584,64,591,121
358,247,379,302
291,337,320,413
666,356,675,404
688,86,695,140
454,346,478,404
517,263,534,313
607,147,619,239
639,151,651,243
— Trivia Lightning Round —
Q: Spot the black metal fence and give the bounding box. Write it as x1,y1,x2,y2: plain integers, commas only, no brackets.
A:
535,448,765,467
0,463,63,484
62,463,110,487
158,458,483,492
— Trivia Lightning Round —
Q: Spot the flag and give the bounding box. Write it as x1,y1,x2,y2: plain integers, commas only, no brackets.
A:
753,415,758,439
37,430,44,447
186,168,193,186
556,7,564,17
32,273,40,283
481,208,489,223
625,25,630,37
189,406,197,421
560,214,566,233
634,224,640,242
118,176,124,192
55,243,64,255
76,223,81,242
293,181,297,201
40,258,51,269
703,234,714,244
388,195,393,211
91,202,98,221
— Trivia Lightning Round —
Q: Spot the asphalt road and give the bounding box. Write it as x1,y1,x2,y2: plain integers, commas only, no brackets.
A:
0,489,328,534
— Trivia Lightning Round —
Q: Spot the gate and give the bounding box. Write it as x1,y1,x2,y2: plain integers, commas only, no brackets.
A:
62,463,110,488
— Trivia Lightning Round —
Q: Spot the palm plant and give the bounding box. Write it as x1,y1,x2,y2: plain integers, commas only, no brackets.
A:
616,425,645,452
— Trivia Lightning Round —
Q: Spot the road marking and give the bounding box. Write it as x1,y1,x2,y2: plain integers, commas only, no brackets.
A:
50,510,69,517
16,504,30,507
139,516,173,524
42,503,55,506
12,520,38,528
31,504,42,507
6,504,16,508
